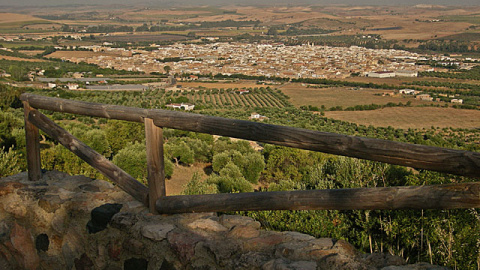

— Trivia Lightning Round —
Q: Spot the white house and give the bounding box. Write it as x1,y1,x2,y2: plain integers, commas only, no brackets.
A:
67,83,79,90
399,89,416,95
249,112,268,121
165,103,195,111
451,99,463,104
47,83,57,89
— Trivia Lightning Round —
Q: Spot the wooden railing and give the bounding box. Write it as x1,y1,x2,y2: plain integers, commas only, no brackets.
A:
20,93,480,214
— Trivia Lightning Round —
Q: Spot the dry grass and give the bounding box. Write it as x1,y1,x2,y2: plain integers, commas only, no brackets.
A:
280,83,432,109
0,55,46,62
0,13,42,23
325,107,480,129
18,50,45,56
166,163,208,195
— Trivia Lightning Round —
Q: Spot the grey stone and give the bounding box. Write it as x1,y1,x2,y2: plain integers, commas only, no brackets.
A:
110,212,139,231
282,231,315,242
141,224,176,241
310,238,335,250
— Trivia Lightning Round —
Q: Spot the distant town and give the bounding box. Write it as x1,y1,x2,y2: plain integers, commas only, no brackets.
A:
43,42,478,80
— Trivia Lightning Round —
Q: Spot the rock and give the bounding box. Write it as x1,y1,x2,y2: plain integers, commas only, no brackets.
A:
219,215,261,230
275,241,312,260
310,238,335,250
167,231,204,262
74,253,94,270
243,233,285,252
3,201,27,218
141,223,175,241
0,181,24,196
263,258,317,270
365,253,406,268
10,223,40,270
281,231,315,242
0,221,12,242
187,218,227,232
233,252,271,269
38,195,64,213
78,184,101,193
108,241,122,261
123,239,145,256
381,262,451,270
87,203,123,234
333,239,359,258
228,225,260,239
110,212,138,231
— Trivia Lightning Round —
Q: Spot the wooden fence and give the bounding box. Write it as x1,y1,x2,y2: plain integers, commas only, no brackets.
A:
20,93,480,214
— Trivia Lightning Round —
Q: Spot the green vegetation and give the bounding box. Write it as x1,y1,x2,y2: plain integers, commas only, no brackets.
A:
0,59,141,80
420,65,480,80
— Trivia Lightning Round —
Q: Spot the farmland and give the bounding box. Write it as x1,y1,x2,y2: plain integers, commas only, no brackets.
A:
280,83,432,108
325,107,480,129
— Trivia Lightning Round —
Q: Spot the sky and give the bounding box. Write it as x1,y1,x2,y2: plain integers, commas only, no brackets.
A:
0,0,479,6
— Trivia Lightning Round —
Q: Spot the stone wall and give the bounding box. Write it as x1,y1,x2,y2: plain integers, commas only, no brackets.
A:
0,171,449,270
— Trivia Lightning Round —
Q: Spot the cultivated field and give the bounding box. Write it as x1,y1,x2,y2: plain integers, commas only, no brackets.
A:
47,50,124,59
0,13,44,24
325,107,480,129
279,84,432,109
180,81,261,89
0,55,47,62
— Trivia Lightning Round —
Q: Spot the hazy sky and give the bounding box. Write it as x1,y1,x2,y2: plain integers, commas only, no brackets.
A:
1,0,479,6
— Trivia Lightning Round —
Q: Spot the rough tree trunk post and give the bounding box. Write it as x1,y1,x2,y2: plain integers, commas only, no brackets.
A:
145,118,166,214
23,101,42,181
26,108,149,205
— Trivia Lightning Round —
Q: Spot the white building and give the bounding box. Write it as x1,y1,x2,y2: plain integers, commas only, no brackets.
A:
395,70,418,77
367,71,396,78
399,89,416,95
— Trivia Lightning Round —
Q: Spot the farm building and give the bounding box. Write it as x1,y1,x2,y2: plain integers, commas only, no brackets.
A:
67,83,79,90
399,89,416,95
451,99,463,104
249,112,268,121
416,94,433,101
395,70,418,77
166,103,195,111
367,71,396,78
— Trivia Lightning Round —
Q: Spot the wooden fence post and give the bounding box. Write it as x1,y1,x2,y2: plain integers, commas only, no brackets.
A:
145,118,166,214
23,101,42,181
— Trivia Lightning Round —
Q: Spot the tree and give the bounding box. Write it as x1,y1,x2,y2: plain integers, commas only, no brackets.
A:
164,65,171,74
183,173,218,195
0,147,22,177
207,162,253,193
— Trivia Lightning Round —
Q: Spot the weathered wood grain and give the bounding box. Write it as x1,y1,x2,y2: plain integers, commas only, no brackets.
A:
26,108,149,205
156,182,480,214
20,93,480,178
145,118,166,214
23,101,42,181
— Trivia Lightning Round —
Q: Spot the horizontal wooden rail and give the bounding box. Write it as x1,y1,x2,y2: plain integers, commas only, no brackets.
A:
156,182,480,214
20,93,480,178
26,107,149,205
